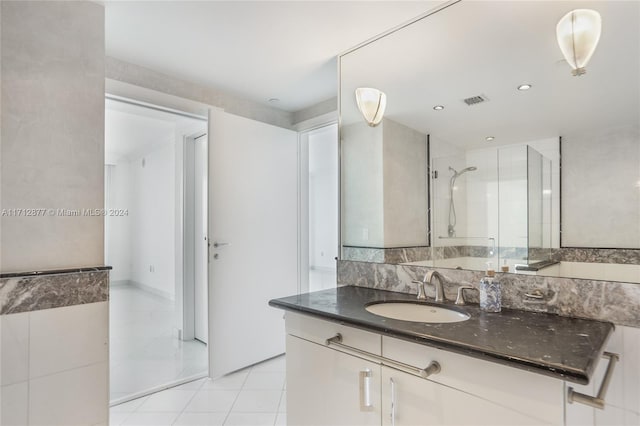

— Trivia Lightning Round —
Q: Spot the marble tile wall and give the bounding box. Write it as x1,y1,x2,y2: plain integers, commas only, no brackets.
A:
0,268,109,315
337,260,640,328
343,246,640,266
552,248,640,265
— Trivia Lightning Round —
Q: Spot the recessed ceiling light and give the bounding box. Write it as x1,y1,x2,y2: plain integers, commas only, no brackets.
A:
486,136,495,141
433,105,444,111
517,84,532,91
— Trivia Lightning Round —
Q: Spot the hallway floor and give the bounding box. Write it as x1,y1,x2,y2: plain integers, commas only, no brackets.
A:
110,284,208,402
109,355,286,426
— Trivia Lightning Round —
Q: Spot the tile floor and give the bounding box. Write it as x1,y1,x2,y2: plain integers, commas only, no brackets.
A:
110,355,287,426
110,284,208,401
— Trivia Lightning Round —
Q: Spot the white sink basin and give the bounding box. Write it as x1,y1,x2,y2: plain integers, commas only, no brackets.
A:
365,302,470,323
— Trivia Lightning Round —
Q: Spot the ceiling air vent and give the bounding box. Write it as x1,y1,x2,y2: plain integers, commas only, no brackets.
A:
463,94,489,106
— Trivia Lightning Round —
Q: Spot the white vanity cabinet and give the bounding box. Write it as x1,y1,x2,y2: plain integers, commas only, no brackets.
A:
380,366,545,426
287,335,382,426
286,312,566,426
286,313,384,425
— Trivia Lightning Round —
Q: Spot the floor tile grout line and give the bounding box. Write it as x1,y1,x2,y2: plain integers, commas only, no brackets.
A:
169,382,205,426
222,365,254,425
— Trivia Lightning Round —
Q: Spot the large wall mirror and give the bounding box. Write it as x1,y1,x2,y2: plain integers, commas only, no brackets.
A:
339,0,640,283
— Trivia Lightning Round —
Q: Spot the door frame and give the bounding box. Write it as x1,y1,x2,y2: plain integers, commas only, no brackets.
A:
181,131,208,342
297,120,339,294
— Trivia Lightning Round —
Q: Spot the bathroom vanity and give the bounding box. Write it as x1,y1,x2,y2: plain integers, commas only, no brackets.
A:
270,286,615,426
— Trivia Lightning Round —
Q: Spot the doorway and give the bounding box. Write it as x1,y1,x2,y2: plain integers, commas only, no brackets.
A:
105,96,209,403
299,123,339,293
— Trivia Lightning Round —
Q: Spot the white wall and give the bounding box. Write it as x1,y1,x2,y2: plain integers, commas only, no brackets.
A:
308,125,339,270
119,141,176,299
342,119,427,248
0,1,105,272
563,124,640,248
342,121,384,247
0,3,108,424
105,164,132,283
383,119,428,247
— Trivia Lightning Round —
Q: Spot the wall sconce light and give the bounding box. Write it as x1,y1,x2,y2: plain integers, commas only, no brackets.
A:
556,9,602,76
355,88,386,127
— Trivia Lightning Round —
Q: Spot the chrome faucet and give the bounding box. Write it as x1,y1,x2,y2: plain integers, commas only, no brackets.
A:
412,271,446,302
424,270,446,302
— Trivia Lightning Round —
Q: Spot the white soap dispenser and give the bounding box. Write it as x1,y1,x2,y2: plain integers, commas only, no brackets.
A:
480,262,502,312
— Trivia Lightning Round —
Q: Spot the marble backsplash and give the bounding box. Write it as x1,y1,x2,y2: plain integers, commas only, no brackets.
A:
0,267,109,315
343,246,640,266
337,260,640,328
552,247,640,264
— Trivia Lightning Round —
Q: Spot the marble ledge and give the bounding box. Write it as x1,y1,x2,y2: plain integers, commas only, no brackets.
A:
0,267,109,315
337,259,640,328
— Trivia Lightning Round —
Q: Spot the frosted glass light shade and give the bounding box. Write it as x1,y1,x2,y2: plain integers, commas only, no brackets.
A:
556,9,602,76
355,88,387,127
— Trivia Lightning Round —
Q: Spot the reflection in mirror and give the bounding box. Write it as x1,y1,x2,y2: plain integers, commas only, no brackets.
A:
339,1,640,283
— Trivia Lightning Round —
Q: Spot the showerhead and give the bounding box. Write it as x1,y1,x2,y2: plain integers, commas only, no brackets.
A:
449,166,477,178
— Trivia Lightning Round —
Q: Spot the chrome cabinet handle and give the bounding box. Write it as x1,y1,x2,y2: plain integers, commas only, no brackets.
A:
568,352,620,409
359,369,373,411
390,377,396,426
326,334,440,380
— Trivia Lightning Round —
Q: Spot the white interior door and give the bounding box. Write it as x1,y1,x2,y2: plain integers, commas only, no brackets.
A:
194,135,208,343
208,109,298,377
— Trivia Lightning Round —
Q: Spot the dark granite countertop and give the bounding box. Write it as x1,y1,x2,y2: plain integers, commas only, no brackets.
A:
269,286,614,385
0,265,112,279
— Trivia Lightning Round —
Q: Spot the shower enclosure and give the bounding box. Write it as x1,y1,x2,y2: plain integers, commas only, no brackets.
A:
430,144,553,270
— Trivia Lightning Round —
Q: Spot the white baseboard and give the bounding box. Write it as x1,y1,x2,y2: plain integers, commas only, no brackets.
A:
114,280,175,301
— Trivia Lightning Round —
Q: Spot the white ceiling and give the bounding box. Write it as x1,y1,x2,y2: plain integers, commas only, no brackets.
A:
340,1,640,149
104,1,442,112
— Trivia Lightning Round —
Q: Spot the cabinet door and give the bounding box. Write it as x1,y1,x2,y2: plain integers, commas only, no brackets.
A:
381,367,550,426
287,335,381,426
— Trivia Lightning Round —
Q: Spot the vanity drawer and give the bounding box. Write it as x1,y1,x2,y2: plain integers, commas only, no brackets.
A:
285,312,381,355
382,336,564,425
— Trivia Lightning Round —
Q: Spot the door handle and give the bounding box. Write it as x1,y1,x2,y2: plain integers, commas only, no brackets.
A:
213,242,229,248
